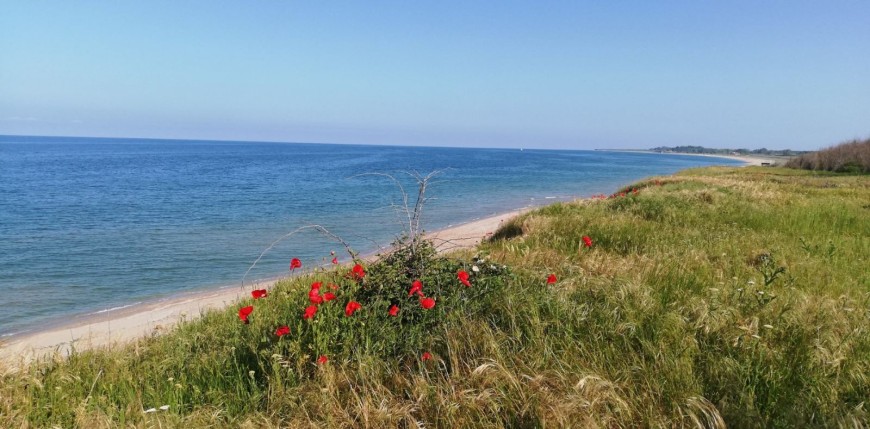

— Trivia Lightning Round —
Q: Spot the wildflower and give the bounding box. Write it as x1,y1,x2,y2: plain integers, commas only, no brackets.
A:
351,263,366,280
409,279,423,297
388,304,400,316
290,258,302,270
329,283,339,290
472,265,480,272
323,292,336,301
345,301,362,316
310,281,322,290
238,306,253,324
332,257,338,264
582,236,593,248
317,355,328,364
421,352,432,361
251,289,268,299
303,305,317,320
547,274,557,284
309,293,323,305
420,297,436,310
457,270,471,287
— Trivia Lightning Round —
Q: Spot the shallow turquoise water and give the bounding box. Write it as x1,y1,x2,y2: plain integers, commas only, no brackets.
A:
0,135,741,335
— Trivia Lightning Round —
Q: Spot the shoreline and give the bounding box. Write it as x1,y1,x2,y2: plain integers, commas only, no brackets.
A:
0,152,754,367
0,208,529,367
594,149,787,166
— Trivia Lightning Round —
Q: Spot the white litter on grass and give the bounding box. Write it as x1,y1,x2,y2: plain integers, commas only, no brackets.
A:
144,405,170,414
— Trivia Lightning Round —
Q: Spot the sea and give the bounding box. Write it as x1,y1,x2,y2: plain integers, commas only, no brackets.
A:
0,135,742,336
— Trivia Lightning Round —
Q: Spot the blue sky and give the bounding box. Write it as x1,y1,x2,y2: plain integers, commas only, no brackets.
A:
1,1,868,150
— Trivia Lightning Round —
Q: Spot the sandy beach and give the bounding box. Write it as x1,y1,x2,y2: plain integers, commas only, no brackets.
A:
596,149,789,167
675,152,788,166
0,208,528,368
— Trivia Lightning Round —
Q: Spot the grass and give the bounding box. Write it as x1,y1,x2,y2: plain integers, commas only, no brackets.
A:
1,166,868,428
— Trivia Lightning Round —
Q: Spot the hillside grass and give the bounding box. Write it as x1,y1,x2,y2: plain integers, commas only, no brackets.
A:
1,166,868,428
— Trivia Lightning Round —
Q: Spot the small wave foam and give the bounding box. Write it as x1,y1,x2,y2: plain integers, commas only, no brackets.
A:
89,302,142,315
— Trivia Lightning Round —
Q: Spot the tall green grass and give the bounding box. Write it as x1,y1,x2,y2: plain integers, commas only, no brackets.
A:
1,166,868,428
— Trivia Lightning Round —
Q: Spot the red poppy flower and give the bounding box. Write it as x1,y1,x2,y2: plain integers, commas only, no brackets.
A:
310,293,323,305
251,289,268,299
323,292,336,301
290,258,302,270
350,263,365,280
317,355,328,364
582,236,593,248
332,257,338,264
388,304,399,316
420,297,436,310
303,305,317,320
310,281,322,290
457,270,471,287
275,326,290,337
408,279,423,297
547,274,557,284
421,352,432,361
238,306,253,324
345,301,362,317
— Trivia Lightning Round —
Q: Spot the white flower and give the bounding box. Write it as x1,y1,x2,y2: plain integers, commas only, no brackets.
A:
472,265,480,272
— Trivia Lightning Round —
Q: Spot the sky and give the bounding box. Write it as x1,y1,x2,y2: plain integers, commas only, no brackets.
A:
1,1,868,150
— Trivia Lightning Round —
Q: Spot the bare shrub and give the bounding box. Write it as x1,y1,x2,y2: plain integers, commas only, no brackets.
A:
785,138,870,173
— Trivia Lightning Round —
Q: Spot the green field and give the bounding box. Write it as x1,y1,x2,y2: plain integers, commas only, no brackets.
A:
2,166,868,428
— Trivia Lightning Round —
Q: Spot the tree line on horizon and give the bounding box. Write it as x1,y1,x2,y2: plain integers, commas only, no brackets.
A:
650,145,808,157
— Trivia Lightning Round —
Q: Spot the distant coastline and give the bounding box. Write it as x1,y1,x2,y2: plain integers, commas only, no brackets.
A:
594,148,787,166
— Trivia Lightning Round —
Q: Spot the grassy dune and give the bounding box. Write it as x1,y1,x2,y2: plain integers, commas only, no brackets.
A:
2,166,868,428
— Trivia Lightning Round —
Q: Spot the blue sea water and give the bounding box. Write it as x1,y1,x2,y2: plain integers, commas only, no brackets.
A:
0,135,742,335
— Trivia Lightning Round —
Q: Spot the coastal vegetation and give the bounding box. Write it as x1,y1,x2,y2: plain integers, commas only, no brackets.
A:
650,145,807,157
1,166,868,428
784,138,870,173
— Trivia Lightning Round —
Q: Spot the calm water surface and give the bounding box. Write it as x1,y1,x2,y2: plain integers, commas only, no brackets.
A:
0,135,742,335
